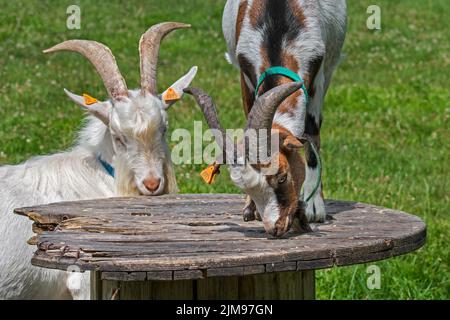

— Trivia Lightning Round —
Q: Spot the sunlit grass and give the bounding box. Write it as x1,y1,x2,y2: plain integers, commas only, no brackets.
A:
0,0,448,299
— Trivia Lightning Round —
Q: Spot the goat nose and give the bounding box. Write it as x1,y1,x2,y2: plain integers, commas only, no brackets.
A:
143,177,161,192
271,228,280,237
265,226,278,237
266,225,286,238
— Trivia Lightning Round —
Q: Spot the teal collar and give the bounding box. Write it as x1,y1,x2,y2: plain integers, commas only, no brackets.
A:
255,66,308,103
98,156,115,178
255,67,320,203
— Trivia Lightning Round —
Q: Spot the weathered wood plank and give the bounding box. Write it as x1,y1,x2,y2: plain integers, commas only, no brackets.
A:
90,271,102,300
302,270,315,300
99,278,195,300
266,261,297,273
16,194,426,280
231,272,312,300
150,280,194,300
197,276,240,299
174,270,204,280
101,272,146,282
146,271,173,281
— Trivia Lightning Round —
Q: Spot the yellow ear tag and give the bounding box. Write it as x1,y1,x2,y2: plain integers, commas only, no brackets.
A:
200,163,220,185
163,88,181,102
83,94,98,105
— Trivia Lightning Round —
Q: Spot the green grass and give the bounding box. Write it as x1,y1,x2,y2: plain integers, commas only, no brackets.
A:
0,0,448,299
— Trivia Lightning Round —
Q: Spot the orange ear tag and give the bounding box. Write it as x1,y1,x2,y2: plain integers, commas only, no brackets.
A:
163,88,181,102
200,163,220,185
83,94,98,105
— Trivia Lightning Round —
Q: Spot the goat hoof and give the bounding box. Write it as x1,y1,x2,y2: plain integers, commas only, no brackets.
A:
255,210,262,221
243,207,256,221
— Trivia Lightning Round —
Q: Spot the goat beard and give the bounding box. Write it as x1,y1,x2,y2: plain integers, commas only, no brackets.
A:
114,157,140,196
113,150,179,196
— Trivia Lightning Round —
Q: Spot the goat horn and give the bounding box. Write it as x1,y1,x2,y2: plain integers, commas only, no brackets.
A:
184,87,232,163
245,82,303,131
44,40,128,100
140,22,191,96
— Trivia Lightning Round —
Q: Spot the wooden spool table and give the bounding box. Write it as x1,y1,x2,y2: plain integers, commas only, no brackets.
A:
15,194,426,300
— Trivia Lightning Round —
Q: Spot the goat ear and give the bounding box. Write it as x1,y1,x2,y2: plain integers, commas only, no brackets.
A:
161,66,198,109
282,134,303,151
64,89,111,125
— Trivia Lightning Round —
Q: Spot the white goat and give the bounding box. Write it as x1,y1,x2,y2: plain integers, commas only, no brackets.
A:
0,22,197,299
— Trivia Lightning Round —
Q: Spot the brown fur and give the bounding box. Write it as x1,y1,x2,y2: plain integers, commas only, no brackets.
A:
240,72,255,117
238,54,257,92
236,1,248,45
256,48,303,116
259,45,270,76
249,0,265,28
278,51,302,115
289,0,307,28
272,123,305,193
234,0,313,236
263,124,306,234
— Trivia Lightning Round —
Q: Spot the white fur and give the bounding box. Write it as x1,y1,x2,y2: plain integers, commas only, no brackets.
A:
262,194,281,232
273,103,306,138
223,0,347,223
0,83,191,299
303,166,326,222
110,92,175,196
222,0,241,67
0,120,115,299
229,163,279,232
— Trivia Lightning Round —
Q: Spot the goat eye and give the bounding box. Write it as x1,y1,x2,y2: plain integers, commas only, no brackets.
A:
278,174,287,184
114,136,125,147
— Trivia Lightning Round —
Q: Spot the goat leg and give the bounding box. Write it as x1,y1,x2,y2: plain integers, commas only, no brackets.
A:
291,201,312,233
243,195,262,221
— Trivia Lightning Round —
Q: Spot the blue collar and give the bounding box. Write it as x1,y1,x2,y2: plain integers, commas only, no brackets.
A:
98,156,115,178
255,66,309,103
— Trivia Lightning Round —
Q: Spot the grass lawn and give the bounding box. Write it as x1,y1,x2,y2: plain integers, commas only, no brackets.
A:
0,0,448,299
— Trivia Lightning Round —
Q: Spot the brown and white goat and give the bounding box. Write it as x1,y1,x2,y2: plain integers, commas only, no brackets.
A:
222,0,347,226
185,83,311,237
186,1,346,237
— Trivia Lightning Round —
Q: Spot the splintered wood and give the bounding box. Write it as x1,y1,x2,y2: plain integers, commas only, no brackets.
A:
15,194,426,281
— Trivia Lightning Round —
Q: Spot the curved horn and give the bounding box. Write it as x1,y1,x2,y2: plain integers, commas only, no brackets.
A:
184,87,233,163
245,82,303,131
140,22,191,95
183,87,226,142
44,40,128,100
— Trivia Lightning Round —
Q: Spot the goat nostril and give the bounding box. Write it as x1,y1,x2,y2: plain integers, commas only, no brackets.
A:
143,177,161,192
